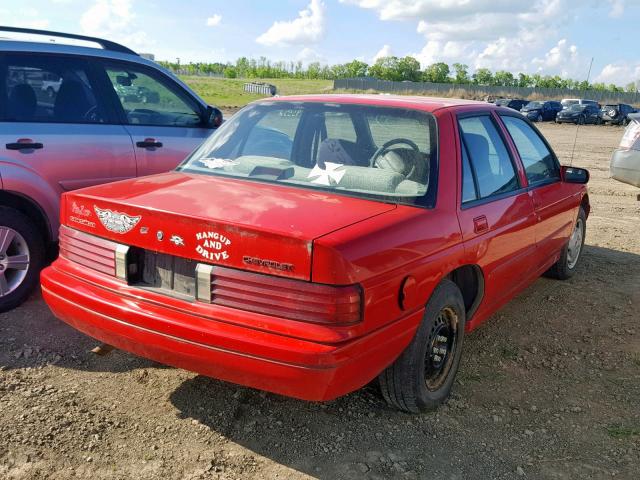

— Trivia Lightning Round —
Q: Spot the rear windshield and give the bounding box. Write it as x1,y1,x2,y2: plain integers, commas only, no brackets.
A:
179,102,438,207
525,102,544,109
562,100,578,107
568,104,587,111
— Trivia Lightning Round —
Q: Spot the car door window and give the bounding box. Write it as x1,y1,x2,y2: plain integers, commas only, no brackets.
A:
501,116,560,185
103,64,202,127
2,54,106,124
461,144,478,203
459,115,519,200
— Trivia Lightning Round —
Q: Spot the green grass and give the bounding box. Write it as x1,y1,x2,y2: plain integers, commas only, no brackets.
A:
606,424,640,439
179,76,333,108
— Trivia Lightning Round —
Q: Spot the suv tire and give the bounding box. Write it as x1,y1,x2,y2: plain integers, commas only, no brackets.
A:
0,207,45,312
379,279,466,412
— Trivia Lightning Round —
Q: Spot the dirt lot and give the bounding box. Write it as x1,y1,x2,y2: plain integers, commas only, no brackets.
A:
1,123,639,480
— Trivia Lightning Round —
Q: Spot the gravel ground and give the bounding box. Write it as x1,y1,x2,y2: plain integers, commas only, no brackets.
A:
1,122,639,480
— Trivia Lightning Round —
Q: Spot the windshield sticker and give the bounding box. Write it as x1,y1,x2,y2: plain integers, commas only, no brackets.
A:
308,162,346,186
94,206,141,234
200,158,238,169
196,231,232,261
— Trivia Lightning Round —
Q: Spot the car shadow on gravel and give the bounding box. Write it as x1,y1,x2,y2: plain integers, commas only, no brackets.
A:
167,244,640,479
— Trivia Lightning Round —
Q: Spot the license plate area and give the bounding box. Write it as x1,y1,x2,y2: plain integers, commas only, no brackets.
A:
128,248,197,300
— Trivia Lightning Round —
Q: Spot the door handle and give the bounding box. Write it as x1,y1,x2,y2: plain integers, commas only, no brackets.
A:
6,138,44,150
136,138,163,149
473,215,489,234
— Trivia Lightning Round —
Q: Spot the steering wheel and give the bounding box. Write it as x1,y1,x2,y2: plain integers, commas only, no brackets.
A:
369,138,422,178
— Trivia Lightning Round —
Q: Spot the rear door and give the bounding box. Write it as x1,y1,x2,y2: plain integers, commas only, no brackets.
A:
456,113,538,307
499,114,575,265
0,53,136,213
98,61,212,176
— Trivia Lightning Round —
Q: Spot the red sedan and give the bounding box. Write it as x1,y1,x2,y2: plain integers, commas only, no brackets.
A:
40,95,590,412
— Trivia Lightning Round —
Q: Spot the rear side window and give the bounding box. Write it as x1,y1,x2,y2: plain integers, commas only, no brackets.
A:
500,116,560,185
458,115,519,200
2,54,105,124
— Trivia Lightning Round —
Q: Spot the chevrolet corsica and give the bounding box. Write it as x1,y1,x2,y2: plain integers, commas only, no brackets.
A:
40,95,590,412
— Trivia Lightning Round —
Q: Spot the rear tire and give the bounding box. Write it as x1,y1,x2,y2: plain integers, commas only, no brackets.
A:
545,206,586,280
379,279,466,413
0,207,45,312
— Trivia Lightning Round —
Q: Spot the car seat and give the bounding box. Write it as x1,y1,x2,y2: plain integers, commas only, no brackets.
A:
54,80,92,122
7,84,37,121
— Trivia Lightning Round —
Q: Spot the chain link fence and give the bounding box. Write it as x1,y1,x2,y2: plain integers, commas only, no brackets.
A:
334,78,640,104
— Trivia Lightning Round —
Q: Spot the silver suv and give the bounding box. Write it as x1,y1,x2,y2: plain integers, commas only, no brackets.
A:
0,27,222,311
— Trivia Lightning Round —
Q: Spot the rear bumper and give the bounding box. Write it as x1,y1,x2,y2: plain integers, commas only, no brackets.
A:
610,149,640,188
41,259,420,401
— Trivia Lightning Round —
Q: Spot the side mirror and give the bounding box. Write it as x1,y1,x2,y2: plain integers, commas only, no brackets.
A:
206,106,223,128
562,166,589,184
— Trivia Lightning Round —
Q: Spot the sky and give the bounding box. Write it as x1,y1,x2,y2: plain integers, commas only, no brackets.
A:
2,0,640,86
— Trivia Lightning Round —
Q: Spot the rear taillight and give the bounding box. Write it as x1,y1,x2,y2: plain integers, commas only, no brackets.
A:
59,226,129,280
196,264,362,325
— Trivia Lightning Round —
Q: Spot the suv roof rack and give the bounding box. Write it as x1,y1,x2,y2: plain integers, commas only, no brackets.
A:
0,26,138,56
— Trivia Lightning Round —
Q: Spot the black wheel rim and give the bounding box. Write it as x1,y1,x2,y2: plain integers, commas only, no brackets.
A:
424,306,459,391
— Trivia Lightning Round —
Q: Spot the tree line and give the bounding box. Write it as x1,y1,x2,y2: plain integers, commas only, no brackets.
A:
158,56,638,94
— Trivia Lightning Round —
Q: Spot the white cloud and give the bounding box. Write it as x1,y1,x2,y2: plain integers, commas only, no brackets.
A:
595,63,640,86
0,7,50,30
256,0,325,47
343,0,607,77
80,0,152,50
206,14,222,27
296,47,326,64
373,44,392,62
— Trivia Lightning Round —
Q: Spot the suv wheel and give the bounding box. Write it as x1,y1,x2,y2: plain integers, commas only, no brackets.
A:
379,279,466,412
578,115,586,125
0,207,45,312
537,113,543,122
545,206,586,280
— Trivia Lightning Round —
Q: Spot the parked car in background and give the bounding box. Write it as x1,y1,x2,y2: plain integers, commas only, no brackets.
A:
40,72,62,99
556,104,602,124
495,98,528,111
0,26,222,312
610,113,640,187
601,103,637,125
561,98,599,110
41,94,590,412
520,101,563,122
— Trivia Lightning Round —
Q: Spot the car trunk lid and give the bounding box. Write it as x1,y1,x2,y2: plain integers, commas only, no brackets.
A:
62,172,396,281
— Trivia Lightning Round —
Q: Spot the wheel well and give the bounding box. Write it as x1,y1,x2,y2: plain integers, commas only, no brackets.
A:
581,193,590,218
447,265,484,320
0,191,51,244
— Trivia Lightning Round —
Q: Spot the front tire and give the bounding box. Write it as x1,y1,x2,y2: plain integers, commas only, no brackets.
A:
0,207,45,312
545,206,586,280
537,114,543,122
379,279,466,413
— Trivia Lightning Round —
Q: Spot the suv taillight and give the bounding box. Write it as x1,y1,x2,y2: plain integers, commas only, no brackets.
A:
59,226,129,280
196,264,362,325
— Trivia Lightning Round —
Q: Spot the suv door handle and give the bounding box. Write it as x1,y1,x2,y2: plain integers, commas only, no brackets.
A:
136,138,163,149
473,215,489,234
6,139,44,150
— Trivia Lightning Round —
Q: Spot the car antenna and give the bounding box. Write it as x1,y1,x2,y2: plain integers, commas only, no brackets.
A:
570,56,594,166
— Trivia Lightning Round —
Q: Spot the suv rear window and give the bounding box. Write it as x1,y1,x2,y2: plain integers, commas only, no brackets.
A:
179,102,438,207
